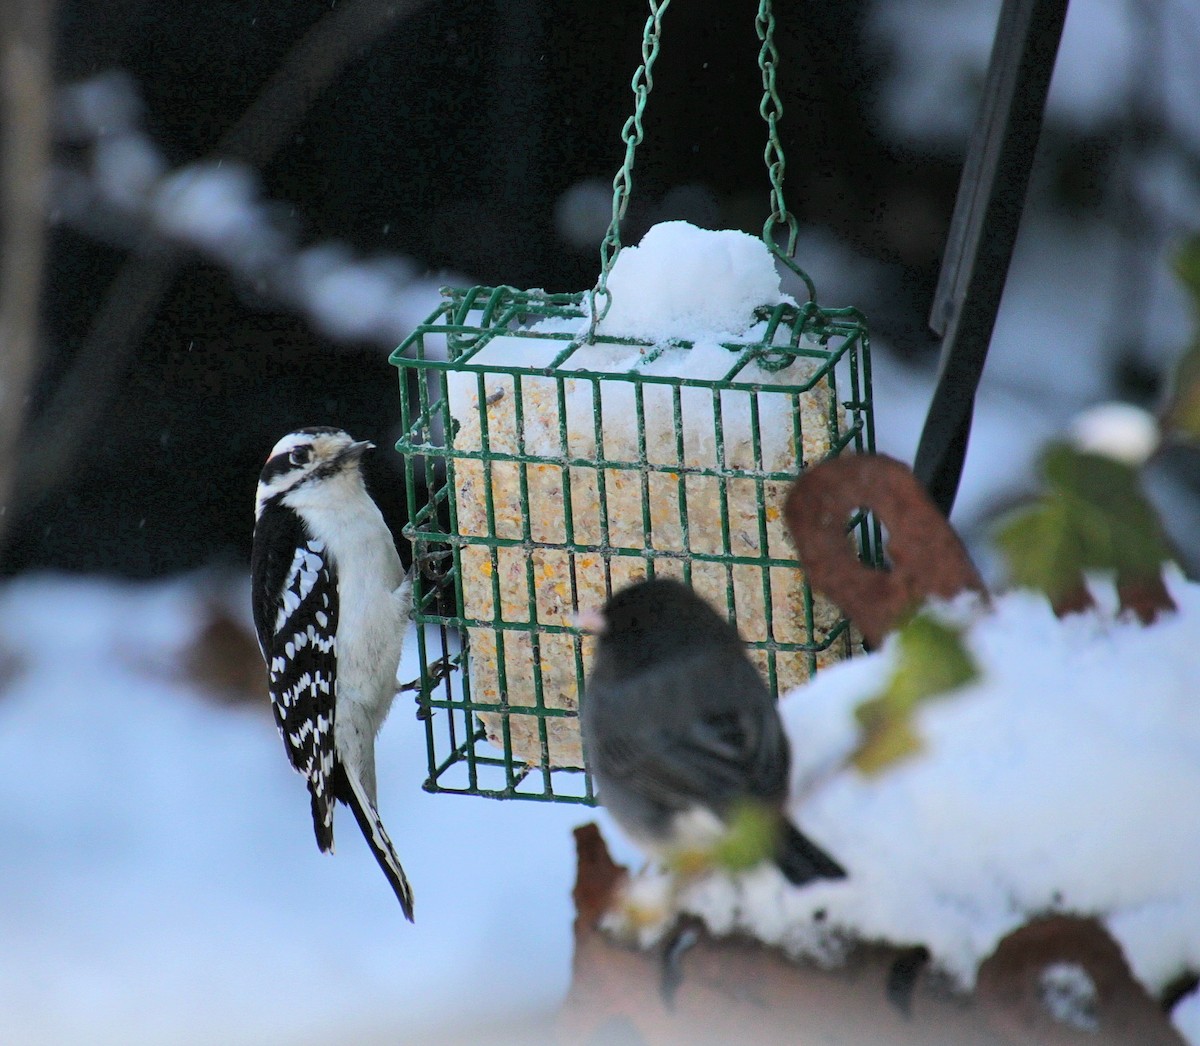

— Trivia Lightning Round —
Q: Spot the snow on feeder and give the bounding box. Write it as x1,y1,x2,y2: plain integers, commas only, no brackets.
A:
390,0,877,802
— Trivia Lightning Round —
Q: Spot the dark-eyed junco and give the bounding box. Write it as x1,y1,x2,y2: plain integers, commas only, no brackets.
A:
580,577,846,885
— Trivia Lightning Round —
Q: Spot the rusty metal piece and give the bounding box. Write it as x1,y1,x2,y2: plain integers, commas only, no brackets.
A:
975,916,1186,1045
571,823,629,932
560,825,1187,1044
1053,577,1177,626
784,454,987,647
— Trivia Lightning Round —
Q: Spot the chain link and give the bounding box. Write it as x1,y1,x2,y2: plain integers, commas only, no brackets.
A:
757,0,816,302
589,0,815,333
589,0,673,331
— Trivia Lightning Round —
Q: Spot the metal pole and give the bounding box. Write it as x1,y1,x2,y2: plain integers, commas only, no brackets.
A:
913,0,1070,516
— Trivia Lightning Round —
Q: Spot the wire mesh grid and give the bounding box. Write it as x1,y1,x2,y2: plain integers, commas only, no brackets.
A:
390,284,877,803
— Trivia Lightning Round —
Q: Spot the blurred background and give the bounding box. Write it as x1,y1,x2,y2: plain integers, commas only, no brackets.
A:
1,0,1197,1042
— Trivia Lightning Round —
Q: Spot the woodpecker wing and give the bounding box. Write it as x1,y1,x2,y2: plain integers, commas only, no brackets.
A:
251,504,339,852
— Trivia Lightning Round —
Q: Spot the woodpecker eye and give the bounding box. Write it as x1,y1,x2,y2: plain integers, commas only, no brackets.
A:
289,446,312,467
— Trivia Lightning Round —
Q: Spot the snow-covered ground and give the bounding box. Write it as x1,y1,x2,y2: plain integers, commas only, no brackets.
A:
0,576,597,1046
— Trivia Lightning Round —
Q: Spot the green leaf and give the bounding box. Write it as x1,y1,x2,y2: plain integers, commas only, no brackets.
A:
711,802,781,874
664,801,779,878
995,443,1174,604
851,614,979,775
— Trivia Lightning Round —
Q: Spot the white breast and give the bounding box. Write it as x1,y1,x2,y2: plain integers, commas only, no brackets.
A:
285,471,409,741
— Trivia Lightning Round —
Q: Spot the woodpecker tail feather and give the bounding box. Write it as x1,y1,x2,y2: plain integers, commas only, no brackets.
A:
337,764,415,921
775,819,846,886
310,788,335,853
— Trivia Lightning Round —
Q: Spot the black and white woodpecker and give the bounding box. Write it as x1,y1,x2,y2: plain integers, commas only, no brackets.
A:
251,426,414,920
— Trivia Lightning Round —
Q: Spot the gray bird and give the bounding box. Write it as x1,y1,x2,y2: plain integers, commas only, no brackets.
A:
580,577,846,885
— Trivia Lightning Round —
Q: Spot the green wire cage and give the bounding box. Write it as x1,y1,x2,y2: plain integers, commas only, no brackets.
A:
389,0,878,803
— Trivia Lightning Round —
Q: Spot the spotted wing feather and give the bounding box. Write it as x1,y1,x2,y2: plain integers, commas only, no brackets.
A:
251,502,339,852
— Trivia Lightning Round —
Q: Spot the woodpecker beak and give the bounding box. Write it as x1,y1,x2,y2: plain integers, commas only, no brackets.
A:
572,608,607,635
338,439,374,465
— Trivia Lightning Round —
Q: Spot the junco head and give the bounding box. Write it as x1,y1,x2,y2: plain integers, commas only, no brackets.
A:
580,577,845,885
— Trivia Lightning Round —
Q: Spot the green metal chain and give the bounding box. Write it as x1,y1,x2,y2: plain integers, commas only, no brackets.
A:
588,0,816,334
589,0,673,331
757,0,816,302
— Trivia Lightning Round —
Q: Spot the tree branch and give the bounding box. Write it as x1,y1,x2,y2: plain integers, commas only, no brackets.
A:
12,0,432,520
0,0,56,550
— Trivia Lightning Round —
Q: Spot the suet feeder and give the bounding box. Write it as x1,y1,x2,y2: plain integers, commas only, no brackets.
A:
390,0,878,803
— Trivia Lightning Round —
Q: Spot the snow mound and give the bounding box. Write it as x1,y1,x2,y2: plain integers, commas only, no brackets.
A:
599,221,788,342
679,571,1200,1014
